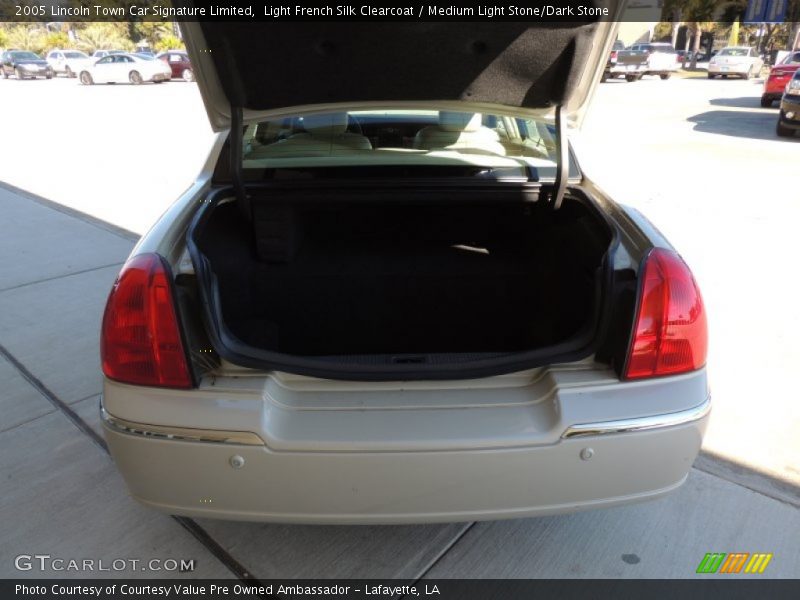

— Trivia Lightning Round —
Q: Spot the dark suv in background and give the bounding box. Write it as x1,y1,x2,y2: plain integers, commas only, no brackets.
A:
777,69,800,138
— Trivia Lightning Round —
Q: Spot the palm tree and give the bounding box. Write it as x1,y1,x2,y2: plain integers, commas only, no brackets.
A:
6,24,46,53
134,22,173,51
73,23,131,54
789,1,800,50
662,0,694,48
687,0,719,69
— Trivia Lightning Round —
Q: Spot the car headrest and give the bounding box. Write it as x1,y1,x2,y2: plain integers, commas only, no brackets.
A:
438,112,483,132
302,112,349,136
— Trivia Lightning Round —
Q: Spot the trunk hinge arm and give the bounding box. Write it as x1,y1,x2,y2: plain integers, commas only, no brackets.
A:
230,105,252,220
546,104,568,211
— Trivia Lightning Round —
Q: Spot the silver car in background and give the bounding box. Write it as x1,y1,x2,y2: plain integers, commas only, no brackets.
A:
708,46,764,79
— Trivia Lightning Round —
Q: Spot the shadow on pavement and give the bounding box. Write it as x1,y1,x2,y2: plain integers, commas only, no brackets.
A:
0,180,139,242
709,96,773,109
697,450,800,508
2,183,799,580
687,109,797,141
683,76,766,84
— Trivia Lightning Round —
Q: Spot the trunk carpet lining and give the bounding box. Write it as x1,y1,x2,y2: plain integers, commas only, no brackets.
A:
196,198,608,358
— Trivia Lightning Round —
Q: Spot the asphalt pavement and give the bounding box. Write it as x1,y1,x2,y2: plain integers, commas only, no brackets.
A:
0,73,798,579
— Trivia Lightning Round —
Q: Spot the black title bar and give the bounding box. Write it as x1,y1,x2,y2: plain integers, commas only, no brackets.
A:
0,0,662,22
4,579,800,600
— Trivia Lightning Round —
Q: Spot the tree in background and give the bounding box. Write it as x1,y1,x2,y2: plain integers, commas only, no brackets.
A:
662,0,694,48
64,0,176,50
1,20,184,55
686,0,719,68
44,31,71,51
73,23,133,54
660,0,800,59
788,0,800,50
0,23,79,55
653,21,674,41
3,24,46,54
134,22,174,49
155,34,184,53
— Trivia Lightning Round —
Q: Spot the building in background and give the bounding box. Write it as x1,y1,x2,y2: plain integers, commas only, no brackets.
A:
617,0,663,45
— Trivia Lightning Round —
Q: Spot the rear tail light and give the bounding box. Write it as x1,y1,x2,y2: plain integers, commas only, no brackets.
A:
611,51,618,60
623,248,707,380
101,253,192,388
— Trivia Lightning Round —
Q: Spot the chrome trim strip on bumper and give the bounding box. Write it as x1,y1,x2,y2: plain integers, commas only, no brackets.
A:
102,395,710,447
100,406,265,446
561,396,711,439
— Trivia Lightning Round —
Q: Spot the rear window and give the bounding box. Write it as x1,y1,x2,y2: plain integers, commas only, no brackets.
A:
242,109,563,179
782,52,800,64
718,49,749,57
64,52,87,59
646,45,676,53
10,51,40,60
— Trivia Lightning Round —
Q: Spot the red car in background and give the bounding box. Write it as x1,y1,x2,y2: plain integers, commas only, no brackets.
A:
156,50,194,82
762,51,800,107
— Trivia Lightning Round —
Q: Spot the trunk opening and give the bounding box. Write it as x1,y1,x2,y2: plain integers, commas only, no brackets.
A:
188,184,615,380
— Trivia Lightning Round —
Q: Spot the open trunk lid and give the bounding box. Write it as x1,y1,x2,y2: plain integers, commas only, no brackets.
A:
174,8,629,381
177,5,624,130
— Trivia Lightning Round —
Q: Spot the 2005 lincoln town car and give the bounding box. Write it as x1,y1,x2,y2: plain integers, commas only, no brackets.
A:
99,9,711,523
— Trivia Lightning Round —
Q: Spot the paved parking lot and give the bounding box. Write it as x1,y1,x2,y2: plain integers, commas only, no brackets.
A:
0,72,798,580
576,74,800,489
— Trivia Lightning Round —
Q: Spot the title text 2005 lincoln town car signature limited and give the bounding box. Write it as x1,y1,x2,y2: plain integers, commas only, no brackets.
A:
99,12,710,524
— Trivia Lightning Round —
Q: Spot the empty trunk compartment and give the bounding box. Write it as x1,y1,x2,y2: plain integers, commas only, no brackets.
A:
188,185,615,379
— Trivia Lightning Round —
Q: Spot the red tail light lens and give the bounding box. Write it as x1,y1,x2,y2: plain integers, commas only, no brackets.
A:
101,253,192,388
611,51,618,60
624,248,707,380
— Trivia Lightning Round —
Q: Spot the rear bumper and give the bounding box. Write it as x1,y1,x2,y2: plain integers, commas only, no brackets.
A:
643,63,679,75
609,64,646,74
764,85,789,98
102,396,710,524
708,64,748,75
16,65,53,76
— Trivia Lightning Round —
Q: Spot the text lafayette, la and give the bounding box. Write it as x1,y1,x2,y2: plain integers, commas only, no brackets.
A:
17,583,441,597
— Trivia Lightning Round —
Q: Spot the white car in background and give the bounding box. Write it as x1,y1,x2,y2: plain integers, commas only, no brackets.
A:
46,49,93,78
79,53,172,85
91,49,125,59
708,47,764,79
